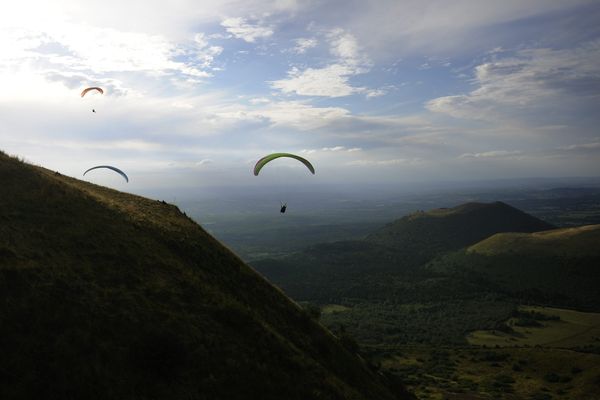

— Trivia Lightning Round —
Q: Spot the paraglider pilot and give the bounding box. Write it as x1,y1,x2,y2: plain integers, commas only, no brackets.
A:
280,202,287,214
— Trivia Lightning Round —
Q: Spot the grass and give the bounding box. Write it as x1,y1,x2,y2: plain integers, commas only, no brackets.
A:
376,345,600,400
468,224,600,257
322,304,352,314
468,306,600,348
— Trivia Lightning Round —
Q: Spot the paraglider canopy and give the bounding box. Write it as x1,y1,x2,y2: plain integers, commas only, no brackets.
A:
253,153,315,176
81,87,104,97
83,165,129,182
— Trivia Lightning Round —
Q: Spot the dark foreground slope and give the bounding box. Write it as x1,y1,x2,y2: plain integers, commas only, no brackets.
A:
0,151,408,400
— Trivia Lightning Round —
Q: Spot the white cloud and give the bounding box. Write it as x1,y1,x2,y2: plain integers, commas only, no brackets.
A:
328,0,596,58
299,149,317,155
322,146,346,152
221,17,274,43
270,28,380,98
0,0,303,42
241,101,351,130
292,37,318,54
458,150,522,159
427,41,600,122
0,22,222,93
270,64,360,97
348,158,423,166
8,138,164,152
249,97,271,104
365,89,386,98
327,28,366,66
559,142,600,151
300,146,361,153
211,100,351,130
166,159,214,168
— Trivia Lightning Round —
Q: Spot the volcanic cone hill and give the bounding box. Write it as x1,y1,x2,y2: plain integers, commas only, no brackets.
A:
0,151,409,400
366,201,555,254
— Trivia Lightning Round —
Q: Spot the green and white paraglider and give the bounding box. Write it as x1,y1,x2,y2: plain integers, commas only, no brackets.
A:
253,153,315,176
83,165,129,182
253,153,315,213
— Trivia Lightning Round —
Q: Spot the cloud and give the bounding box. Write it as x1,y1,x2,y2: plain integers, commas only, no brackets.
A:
559,141,600,151
220,17,274,43
270,28,380,98
270,64,361,97
365,89,386,98
165,159,214,169
458,150,522,159
9,138,164,152
213,100,351,130
322,146,346,151
249,97,271,104
347,158,423,166
319,0,597,58
427,40,600,122
300,146,361,154
292,37,318,54
327,28,367,66
0,21,223,91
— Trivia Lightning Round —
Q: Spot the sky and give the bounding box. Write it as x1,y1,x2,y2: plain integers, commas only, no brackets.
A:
1,0,600,193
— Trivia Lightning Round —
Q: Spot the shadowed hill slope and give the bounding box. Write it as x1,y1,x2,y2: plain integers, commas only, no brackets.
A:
0,151,409,400
366,201,554,254
427,224,600,311
468,224,600,257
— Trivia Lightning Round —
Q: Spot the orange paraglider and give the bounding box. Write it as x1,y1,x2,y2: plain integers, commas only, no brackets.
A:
80,87,104,97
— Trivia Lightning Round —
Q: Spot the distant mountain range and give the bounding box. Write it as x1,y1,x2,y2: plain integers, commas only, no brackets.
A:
0,150,409,400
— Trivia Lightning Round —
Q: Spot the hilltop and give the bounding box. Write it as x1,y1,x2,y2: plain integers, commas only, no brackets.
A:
366,201,554,254
431,224,600,311
0,151,408,400
468,223,600,257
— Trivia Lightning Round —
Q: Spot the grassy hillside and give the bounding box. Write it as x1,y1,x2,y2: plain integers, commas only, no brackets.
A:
468,306,600,348
428,225,600,311
468,224,600,257
366,201,554,254
380,345,600,400
0,151,409,400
